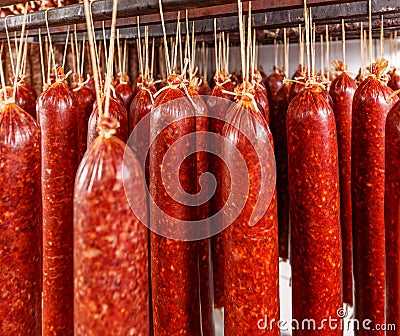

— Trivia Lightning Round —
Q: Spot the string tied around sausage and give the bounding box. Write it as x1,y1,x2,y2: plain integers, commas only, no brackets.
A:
283,77,328,91
72,75,91,92
153,73,200,113
97,116,119,138
222,81,260,114
137,82,155,105
366,58,391,84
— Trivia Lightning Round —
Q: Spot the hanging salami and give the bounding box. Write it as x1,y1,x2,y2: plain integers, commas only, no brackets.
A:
287,81,342,335
269,82,291,260
388,67,400,91
265,67,284,118
115,72,134,109
329,61,357,306
0,101,41,336
352,59,398,335
37,66,78,336
222,81,279,335
149,73,201,335
252,70,270,123
14,76,38,119
72,75,95,161
74,117,149,336
385,97,400,336
208,70,234,309
88,95,128,146
188,76,215,336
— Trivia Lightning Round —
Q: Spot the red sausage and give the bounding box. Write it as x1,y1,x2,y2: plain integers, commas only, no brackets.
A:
287,83,342,335
188,80,215,336
115,73,134,109
388,67,400,91
72,81,95,161
222,83,279,335
0,102,41,335
128,82,156,179
88,95,128,146
2,79,37,119
329,64,357,306
352,58,398,335
269,82,291,260
208,75,234,309
250,70,270,123
265,68,284,118
74,117,149,335
149,74,201,335
37,66,78,336
385,98,400,335
16,78,37,119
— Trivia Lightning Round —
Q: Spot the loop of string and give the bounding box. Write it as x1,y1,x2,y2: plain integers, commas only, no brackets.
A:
221,88,260,114
72,76,91,92
215,78,231,87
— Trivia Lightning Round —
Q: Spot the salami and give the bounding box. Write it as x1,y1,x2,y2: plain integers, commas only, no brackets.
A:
269,82,291,260
222,82,279,335
14,77,37,119
385,97,400,335
115,72,134,109
72,77,95,161
84,75,96,95
188,78,215,336
74,117,149,336
388,67,400,91
149,74,201,335
88,95,128,146
352,59,398,335
329,62,357,306
37,66,78,336
287,82,342,335
252,71,270,123
208,73,234,309
0,101,41,336
128,81,156,177
265,67,284,117
132,74,143,98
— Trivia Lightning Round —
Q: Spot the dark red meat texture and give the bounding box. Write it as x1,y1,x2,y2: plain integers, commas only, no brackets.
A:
115,73,134,109
0,102,41,336
188,83,215,336
208,83,233,309
222,94,279,335
84,75,96,95
74,128,149,336
128,84,156,179
329,69,357,305
88,95,128,146
265,70,284,114
287,84,342,335
0,82,37,119
73,84,95,161
37,67,78,336
388,67,400,91
385,99,400,335
149,75,202,335
269,82,291,260
16,80,38,119
352,59,398,336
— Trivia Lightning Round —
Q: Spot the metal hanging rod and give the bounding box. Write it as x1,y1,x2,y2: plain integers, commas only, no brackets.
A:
24,0,400,43
0,0,361,34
